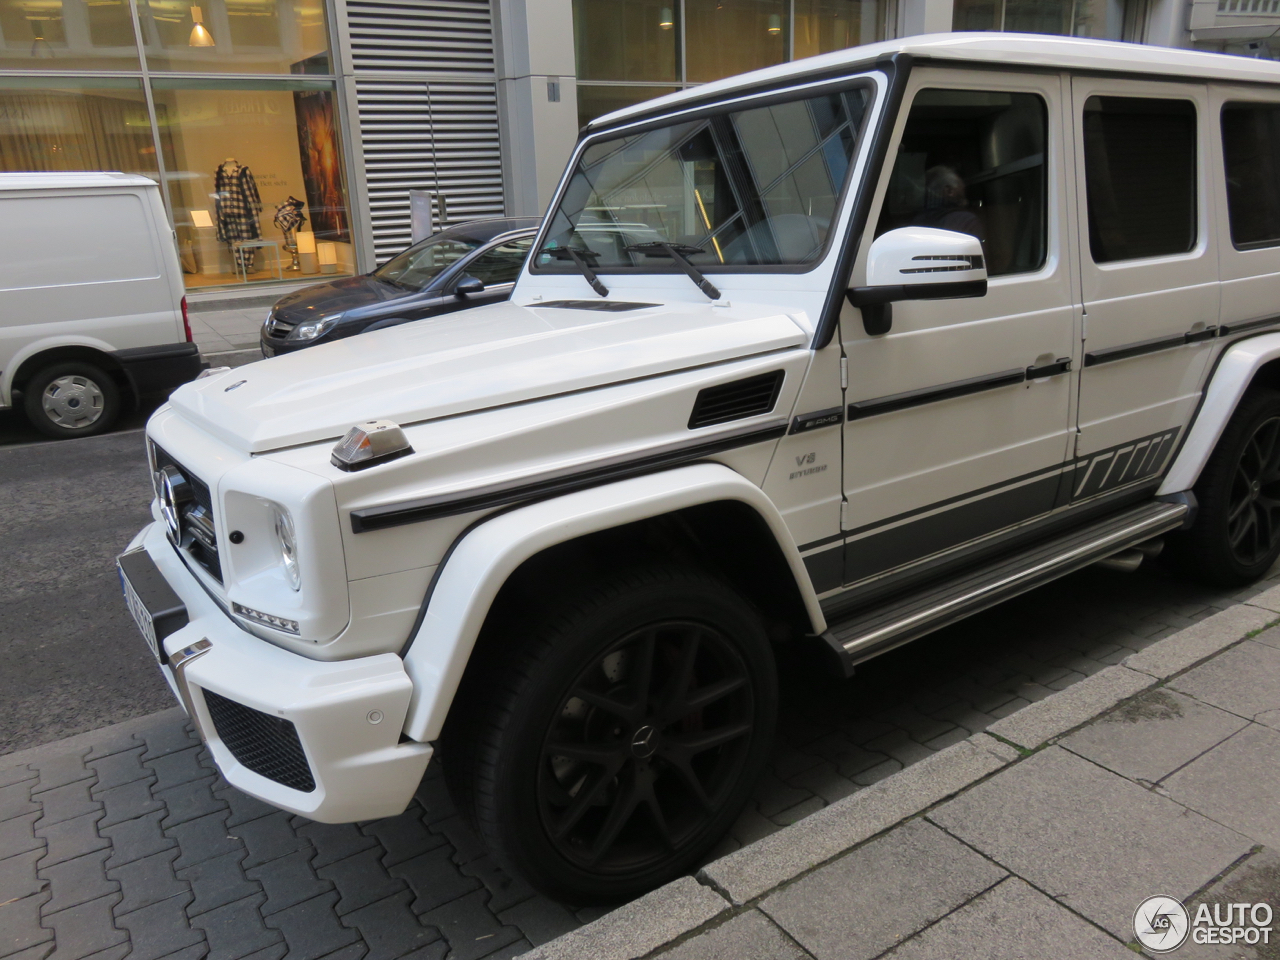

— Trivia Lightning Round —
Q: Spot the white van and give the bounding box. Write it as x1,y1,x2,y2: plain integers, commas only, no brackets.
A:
0,172,202,439
122,35,1280,901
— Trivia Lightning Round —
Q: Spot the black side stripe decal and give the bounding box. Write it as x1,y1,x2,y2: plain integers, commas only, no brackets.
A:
848,367,1026,420
1219,315,1280,336
349,420,788,533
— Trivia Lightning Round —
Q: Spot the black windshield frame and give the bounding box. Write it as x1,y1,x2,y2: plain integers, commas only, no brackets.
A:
530,77,876,278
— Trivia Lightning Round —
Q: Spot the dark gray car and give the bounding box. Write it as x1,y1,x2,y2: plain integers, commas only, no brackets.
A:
260,217,539,356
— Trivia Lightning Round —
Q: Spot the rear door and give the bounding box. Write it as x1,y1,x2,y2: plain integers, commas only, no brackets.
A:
1069,79,1219,502
835,68,1078,591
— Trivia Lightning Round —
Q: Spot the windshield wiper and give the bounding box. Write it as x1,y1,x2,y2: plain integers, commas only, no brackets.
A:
547,246,609,298
626,242,721,301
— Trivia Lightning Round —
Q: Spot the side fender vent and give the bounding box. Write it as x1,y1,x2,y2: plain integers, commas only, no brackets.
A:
689,370,785,429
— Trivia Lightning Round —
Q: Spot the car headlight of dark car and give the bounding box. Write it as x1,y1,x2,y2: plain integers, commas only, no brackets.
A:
289,315,341,341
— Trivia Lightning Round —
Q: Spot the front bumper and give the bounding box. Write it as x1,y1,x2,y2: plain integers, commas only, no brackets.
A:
126,520,433,823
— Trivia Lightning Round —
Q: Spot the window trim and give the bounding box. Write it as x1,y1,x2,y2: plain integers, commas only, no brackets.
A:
527,74,878,279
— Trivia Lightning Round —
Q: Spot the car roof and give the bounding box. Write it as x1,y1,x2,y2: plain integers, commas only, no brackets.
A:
589,32,1280,132
0,171,160,191
437,217,541,245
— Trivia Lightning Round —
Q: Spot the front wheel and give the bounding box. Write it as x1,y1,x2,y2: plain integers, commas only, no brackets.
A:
443,566,777,903
1170,388,1280,586
22,362,121,439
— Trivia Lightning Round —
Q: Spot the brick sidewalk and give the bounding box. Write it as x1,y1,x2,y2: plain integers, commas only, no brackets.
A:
0,563,1274,960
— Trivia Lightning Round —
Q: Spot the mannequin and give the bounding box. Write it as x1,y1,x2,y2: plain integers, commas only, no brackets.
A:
214,158,263,274
273,196,308,271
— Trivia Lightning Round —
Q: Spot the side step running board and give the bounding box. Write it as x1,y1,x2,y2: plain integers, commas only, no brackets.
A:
820,499,1189,676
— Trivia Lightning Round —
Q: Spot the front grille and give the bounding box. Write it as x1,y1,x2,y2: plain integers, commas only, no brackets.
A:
151,443,222,582
203,689,316,792
265,314,297,338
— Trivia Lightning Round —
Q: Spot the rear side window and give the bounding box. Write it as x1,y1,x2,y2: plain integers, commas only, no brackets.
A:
0,193,159,293
1221,102,1280,250
875,89,1047,277
1082,96,1197,263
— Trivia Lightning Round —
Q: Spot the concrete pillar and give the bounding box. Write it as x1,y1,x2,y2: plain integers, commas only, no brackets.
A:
492,0,581,217
898,0,955,38
1146,0,1193,46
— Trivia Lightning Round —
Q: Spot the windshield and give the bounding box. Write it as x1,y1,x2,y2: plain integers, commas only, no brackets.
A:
375,235,483,291
535,84,870,274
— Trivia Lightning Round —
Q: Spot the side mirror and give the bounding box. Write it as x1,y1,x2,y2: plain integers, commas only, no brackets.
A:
848,227,988,335
454,275,485,297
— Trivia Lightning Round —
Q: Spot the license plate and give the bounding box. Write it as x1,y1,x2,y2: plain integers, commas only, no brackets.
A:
262,344,275,357
120,564,161,662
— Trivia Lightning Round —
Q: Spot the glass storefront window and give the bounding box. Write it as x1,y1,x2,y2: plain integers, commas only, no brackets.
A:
685,0,788,83
574,0,677,82
0,0,141,69
794,0,883,58
952,0,1120,37
152,78,351,288
138,0,329,74
0,78,157,177
577,83,681,130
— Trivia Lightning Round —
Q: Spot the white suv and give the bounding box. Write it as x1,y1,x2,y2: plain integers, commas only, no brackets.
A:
121,34,1280,902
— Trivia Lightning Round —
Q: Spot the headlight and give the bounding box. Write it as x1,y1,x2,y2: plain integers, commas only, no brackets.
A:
273,505,301,590
289,316,339,341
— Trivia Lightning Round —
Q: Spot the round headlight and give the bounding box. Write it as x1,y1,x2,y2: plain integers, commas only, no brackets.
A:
273,506,301,591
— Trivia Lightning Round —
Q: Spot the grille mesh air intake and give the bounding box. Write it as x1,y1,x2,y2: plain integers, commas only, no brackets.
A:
203,689,316,792
688,371,785,429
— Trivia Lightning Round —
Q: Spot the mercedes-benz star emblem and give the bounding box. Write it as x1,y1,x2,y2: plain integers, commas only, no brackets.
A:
630,725,658,759
156,465,191,541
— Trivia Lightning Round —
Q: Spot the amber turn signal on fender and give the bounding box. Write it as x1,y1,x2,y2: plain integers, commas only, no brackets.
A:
330,419,414,471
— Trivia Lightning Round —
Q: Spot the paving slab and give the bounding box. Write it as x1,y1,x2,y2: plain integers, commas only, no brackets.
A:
880,877,1133,960
759,819,1005,960
985,664,1155,749
1178,847,1280,960
653,910,807,960
1163,723,1280,850
1171,640,1280,730
928,746,1252,940
1123,604,1276,679
1060,689,1247,782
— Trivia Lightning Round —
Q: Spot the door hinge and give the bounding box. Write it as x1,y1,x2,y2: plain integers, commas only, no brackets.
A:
840,355,848,390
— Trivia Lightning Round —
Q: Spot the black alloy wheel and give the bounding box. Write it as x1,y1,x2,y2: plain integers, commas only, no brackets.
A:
442,566,777,903
538,619,754,875
1169,387,1280,586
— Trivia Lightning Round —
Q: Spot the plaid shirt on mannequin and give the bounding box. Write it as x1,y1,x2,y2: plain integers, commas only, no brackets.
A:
215,161,263,271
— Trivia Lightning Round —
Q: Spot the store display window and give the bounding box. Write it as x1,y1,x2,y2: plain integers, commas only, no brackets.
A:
576,84,680,131
685,0,787,83
138,0,329,74
573,0,678,83
152,77,352,288
794,0,885,57
0,0,141,70
0,77,157,177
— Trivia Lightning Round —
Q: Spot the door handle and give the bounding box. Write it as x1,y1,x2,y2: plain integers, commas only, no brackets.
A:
1184,325,1219,344
1026,357,1071,379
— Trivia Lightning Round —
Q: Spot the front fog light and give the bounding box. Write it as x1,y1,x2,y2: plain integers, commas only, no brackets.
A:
273,506,301,591
331,420,414,471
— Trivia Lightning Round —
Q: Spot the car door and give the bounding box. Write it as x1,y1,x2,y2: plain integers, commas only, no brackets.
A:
443,235,535,313
1069,79,1218,503
835,69,1078,592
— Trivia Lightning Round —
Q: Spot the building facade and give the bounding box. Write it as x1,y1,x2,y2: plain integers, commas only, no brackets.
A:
0,0,1272,298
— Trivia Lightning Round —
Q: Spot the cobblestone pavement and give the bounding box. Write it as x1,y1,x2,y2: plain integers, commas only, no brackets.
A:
2,560,1275,960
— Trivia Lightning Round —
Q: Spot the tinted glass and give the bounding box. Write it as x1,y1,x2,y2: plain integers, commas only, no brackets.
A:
876,89,1047,277
1221,102,1280,250
465,238,533,286
376,236,480,291
1083,96,1197,263
538,85,869,272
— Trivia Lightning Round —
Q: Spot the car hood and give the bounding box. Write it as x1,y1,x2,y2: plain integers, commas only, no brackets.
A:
271,275,407,322
169,299,809,454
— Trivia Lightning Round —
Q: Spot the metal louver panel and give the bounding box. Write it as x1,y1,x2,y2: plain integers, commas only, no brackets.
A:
349,0,504,262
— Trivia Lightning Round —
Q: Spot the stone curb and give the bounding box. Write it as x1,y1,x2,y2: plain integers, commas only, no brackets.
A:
519,590,1280,959
202,347,262,369
0,707,185,772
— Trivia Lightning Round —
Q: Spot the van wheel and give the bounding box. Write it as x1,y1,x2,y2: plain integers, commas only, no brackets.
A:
22,362,121,439
443,566,777,903
1173,388,1280,586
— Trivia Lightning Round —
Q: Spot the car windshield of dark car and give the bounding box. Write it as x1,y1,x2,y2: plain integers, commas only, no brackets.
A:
534,84,869,273
375,236,482,291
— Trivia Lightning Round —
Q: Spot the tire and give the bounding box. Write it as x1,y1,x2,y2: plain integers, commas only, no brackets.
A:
442,566,778,903
1171,387,1280,586
22,362,121,440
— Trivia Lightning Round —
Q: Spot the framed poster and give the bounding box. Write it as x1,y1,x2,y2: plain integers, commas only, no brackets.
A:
293,89,350,243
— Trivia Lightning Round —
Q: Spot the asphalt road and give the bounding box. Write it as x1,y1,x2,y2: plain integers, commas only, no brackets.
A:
0,426,173,754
